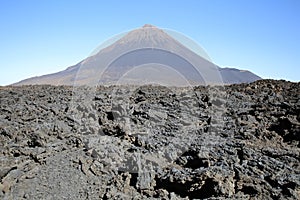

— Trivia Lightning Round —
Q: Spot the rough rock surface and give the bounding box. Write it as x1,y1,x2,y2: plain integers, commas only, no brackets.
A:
0,80,299,199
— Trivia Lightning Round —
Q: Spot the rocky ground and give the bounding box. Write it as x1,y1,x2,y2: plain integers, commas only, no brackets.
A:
0,80,299,199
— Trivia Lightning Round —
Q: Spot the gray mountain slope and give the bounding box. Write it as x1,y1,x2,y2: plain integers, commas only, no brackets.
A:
13,25,261,86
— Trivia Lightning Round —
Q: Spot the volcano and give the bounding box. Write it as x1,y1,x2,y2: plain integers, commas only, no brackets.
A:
13,24,261,86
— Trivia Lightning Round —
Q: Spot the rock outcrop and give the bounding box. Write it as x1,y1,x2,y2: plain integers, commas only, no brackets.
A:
0,80,299,199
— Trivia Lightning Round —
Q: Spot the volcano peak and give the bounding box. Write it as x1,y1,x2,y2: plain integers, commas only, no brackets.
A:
142,24,157,28
13,25,261,86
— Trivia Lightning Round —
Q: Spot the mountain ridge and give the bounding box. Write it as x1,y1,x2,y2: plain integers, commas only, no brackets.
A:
13,24,261,86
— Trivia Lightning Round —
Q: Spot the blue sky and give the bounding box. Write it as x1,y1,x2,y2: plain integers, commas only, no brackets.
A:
0,0,299,85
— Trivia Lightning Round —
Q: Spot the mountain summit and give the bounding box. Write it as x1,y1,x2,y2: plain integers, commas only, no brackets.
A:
13,25,261,86
142,24,156,28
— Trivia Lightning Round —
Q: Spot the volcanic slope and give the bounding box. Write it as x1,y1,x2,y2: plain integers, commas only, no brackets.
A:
13,24,260,86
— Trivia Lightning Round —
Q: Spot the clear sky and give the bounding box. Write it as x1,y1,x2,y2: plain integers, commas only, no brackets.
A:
0,0,299,85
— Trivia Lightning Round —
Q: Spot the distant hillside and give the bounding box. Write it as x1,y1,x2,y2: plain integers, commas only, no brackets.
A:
13,25,261,86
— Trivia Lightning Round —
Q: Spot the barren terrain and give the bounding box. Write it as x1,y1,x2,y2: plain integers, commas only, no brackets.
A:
0,80,299,199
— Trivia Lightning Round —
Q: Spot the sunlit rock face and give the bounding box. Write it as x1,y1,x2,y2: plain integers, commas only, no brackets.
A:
1,80,299,199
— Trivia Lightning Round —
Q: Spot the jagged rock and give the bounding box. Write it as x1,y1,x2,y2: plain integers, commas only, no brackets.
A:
0,80,299,199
